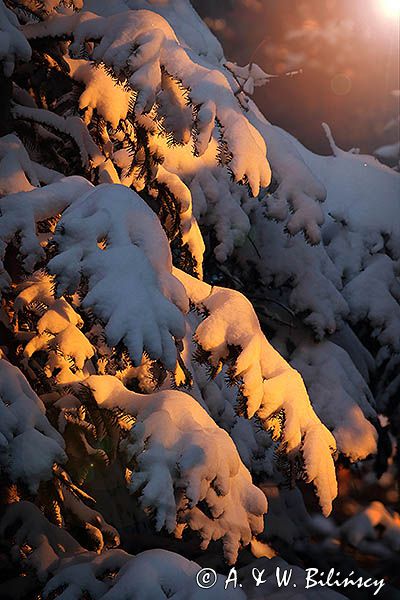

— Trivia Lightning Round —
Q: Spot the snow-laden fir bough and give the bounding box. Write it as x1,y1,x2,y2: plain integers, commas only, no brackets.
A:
0,0,399,598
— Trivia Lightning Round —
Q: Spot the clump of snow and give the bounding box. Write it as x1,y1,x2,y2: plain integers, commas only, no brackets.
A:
0,359,66,492
44,547,245,599
156,164,205,275
0,134,38,195
159,71,193,140
12,104,104,169
235,120,399,470
170,308,277,482
294,125,400,353
249,107,326,244
48,183,188,370
159,134,252,263
62,52,251,271
120,0,225,65
15,271,95,384
175,269,337,516
241,204,348,338
0,176,92,290
225,61,274,95
290,339,378,460
0,501,83,580
340,501,400,555
343,254,400,351
374,140,400,170
0,0,31,77
82,374,267,564
24,7,271,196
14,268,57,312
44,549,131,598
65,58,134,129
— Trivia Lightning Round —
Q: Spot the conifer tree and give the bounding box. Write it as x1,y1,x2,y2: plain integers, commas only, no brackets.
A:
0,1,399,597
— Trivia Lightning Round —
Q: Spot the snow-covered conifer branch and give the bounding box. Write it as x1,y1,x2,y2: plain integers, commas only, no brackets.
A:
0,0,31,77
48,183,188,369
0,359,66,492
175,268,337,516
82,374,267,564
24,7,271,196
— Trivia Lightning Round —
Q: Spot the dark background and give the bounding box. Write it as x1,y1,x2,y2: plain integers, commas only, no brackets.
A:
193,0,400,155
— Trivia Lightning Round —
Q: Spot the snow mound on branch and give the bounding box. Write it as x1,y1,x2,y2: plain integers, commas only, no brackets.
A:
374,140,400,170
45,59,205,273
225,61,274,95
175,269,337,516
0,134,38,195
14,268,57,312
0,176,92,290
156,164,205,276
340,501,400,555
48,183,188,370
102,549,244,599
83,374,267,564
343,254,400,350
248,108,326,244
173,309,276,480
322,217,400,352
260,485,312,545
44,548,245,599
12,104,104,169
0,0,31,77
191,169,250,263
285,125,400,350
15,271,95,384
121,0,225,65
317,126,400,255
0,501,83,580
158,134,252,263
25,7,271,196
290,340,378,460
65,58,133,129
0,131,62,192
0,360,66,492
240,124,400,348
3,503,336,599
243,205,348,337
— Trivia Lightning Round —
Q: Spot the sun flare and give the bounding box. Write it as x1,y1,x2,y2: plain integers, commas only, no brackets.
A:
381,0,400,18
